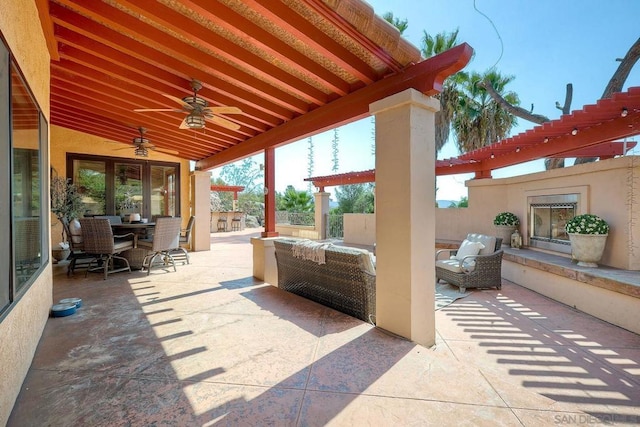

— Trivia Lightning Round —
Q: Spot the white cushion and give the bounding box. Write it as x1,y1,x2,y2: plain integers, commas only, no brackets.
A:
466,234,496,255
436,259,477,274
69,219,83,244
455,239,484,260
436,259,464,273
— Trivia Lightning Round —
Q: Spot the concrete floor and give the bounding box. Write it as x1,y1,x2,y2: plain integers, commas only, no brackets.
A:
8,229,640,426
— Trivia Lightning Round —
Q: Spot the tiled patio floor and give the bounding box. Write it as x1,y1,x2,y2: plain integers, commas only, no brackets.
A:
8,229,640,426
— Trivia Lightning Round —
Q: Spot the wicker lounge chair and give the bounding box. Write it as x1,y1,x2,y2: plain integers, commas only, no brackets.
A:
79,218,135,280
273,238,376,323
138,217,182,275
435,234,503,293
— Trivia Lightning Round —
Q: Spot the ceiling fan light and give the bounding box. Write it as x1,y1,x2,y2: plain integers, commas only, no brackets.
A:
182,96,208,108
134,146,149,157
185,113,206,129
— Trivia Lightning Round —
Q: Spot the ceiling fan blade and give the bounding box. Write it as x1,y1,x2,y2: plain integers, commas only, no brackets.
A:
134,108,183,112
179,117,190,129
162,93,193,110
207,115,240,130
153,147,180,155
114,145,135,150
207,106,242,115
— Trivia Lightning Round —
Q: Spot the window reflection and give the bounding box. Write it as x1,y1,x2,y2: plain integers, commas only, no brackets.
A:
69,154,179,221
73,159,106,216
11,64,42,290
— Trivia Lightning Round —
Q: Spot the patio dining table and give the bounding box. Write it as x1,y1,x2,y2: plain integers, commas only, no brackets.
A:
111,222,156,270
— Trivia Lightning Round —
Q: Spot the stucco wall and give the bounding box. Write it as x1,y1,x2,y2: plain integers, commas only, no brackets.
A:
435,156,640,270
0,1,52,425
50,125,192,246
343,213,376,245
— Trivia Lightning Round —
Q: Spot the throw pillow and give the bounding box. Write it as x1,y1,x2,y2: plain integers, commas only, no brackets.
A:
454,239,484,261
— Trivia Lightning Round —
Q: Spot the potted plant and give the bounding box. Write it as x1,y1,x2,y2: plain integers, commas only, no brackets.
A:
50,176,84,261
565,214,609,267
493,212,520,247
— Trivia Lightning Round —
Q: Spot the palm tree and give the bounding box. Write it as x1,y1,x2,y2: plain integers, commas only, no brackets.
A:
382,12,408,35
280,185,313,212
452,70,519,153
421,29,462,154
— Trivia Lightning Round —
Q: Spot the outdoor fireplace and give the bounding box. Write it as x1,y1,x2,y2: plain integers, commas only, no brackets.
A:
528,194,579,254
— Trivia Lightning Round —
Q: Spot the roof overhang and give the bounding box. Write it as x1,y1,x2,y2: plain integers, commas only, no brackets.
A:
37,0,472,169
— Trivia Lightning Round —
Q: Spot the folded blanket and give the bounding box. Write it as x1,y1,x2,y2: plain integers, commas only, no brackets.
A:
292,240,333,264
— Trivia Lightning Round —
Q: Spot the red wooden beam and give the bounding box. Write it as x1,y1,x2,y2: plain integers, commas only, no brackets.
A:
196,43,474,170
53,0,310,114
180,0,350,96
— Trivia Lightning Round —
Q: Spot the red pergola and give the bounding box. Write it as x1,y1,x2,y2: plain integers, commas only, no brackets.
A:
305,87,640,189
210,185,245,209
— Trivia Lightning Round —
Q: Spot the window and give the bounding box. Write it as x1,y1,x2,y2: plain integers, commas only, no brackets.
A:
1,39,48,317
68,154,180,220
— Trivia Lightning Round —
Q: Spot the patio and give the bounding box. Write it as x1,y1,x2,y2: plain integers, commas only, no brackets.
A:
8,229,640,426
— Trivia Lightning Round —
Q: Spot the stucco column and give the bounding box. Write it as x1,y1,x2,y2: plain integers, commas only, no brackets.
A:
314,191,330,240
370,89,439,347
190,170,212,251
262,147,278,237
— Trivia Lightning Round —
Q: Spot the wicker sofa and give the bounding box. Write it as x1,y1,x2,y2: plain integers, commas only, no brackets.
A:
435,234,503,293
273,238,376,323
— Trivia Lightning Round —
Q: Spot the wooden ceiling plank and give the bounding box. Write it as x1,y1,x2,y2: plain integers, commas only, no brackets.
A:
52,117,207,159
302,0,405,72
56,46,246,139
55,28,268,134
51,89,234,150
49,5,290,124
50,98,219,154
51,59,274,135
181,0,350,96
53,0,310,114
116,0,329,106
55,49,247,141
196,43,473,169
245,0,378,84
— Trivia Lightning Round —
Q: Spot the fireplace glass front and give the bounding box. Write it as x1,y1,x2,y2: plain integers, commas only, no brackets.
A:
528,194,578,253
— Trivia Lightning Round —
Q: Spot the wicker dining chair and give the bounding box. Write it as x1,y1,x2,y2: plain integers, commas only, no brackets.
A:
169,215,194,265
62,218,94,276
79,218,135,280
137,217,182,275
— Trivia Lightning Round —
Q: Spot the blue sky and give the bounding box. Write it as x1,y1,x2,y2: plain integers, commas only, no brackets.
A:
212,0,640,200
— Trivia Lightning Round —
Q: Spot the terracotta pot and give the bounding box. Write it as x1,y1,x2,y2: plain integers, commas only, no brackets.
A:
52,248,70,262
568,233,608,267
495,225,516,247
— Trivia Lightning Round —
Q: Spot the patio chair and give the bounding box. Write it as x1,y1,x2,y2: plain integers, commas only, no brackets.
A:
138,217,182,275
435,234,503,293
169,215,194,264
62,218,94,276
231,211,242,231
79,218,135,280
217,213,228,232
95,215,123,225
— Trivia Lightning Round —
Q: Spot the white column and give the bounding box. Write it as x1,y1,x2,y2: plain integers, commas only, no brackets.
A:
190,171,212,251
370,89,439,347
314,191,330,240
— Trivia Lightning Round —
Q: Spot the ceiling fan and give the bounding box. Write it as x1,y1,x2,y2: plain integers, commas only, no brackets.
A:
134,79,242,131
115,127,179,157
